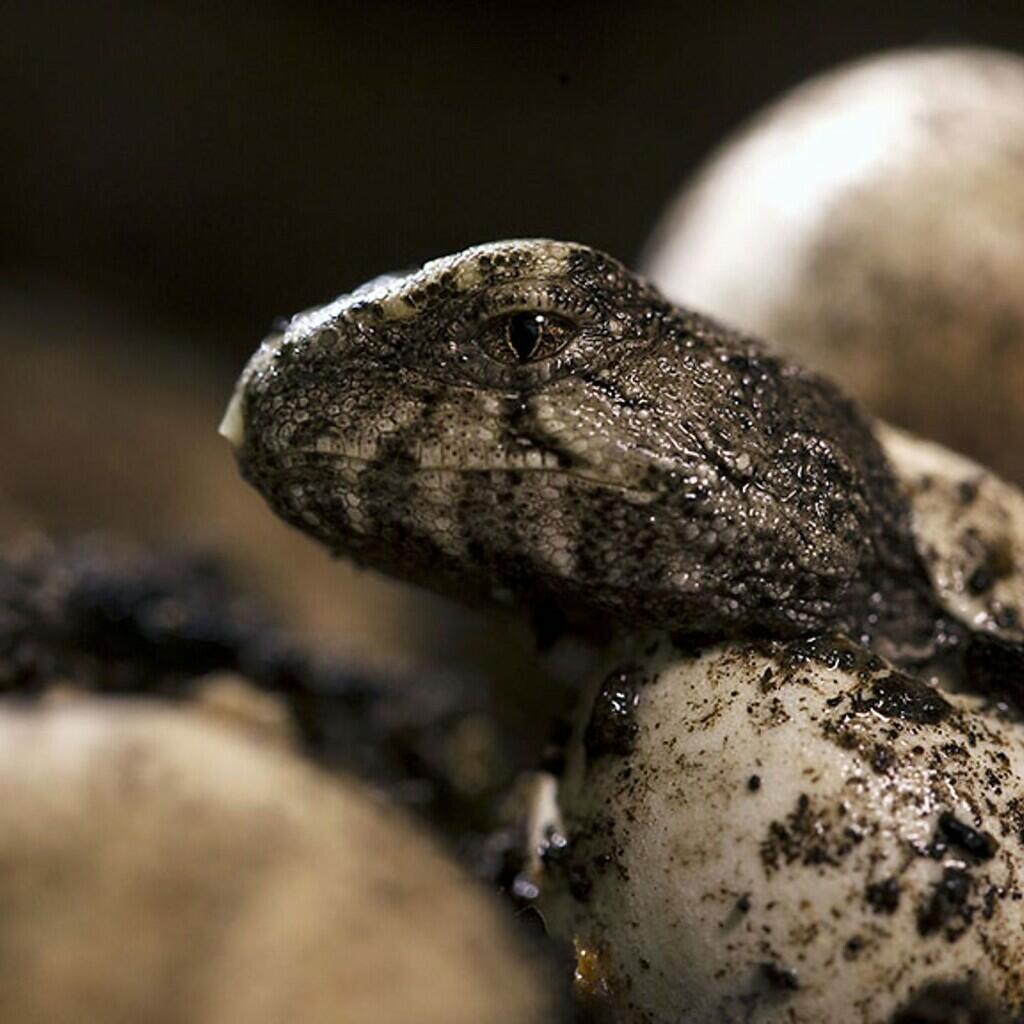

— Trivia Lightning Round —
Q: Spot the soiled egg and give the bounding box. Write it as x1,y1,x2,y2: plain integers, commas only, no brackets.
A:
538,635,1024,1022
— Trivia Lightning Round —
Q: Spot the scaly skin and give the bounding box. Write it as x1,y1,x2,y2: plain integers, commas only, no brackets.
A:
224,240,944,656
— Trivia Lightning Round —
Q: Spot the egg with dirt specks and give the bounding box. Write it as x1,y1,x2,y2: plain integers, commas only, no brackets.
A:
538,634,1024,1023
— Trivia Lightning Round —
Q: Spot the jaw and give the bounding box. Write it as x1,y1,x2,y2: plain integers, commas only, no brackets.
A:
237,441,663,598
239,442,892,642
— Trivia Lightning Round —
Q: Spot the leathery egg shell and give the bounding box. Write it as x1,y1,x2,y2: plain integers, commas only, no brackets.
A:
0,697,557,1024
641,47,1024,485
537,634,1024,1023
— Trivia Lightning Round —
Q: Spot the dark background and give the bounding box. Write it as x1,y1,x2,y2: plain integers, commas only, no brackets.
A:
5,1,1024,366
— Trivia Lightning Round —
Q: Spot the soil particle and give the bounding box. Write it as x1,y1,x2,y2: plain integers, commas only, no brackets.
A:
871,743,897,774
968,539,1016,597
760,793,861,873
936,812,998,861
957,480,981,507
853,673,952,725
584,666,642,761
560,813,628,905
865,877,902,914
760,961,800,991
968,564,996,596
889,978,1012,1023
775,634,885,676
917,867,974,939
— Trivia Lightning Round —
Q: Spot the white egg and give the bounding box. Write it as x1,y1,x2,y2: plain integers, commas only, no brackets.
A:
538,634,1024,1022
642,47,1024,485
0,697,555,1024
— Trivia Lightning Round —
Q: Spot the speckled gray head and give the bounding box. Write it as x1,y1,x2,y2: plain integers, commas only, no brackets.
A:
224,238,941,653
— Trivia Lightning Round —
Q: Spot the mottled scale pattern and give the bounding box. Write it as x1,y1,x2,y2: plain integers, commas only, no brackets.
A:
228,239,941,653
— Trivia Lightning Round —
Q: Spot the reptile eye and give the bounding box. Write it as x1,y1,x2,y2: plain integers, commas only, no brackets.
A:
476,311,577,365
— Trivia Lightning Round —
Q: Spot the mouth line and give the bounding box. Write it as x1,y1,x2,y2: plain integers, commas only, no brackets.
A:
284,448,659,498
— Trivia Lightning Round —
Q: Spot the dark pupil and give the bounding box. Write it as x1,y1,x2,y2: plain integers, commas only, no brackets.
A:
506,312,545,362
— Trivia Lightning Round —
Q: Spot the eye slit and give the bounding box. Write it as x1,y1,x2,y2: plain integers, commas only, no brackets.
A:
474,310,577,365
507,312,544,361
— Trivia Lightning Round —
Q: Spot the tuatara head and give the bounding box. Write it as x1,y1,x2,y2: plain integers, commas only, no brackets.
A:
223,239,932,647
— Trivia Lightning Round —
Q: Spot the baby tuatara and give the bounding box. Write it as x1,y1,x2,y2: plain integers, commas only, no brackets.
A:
221,240,1024,673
